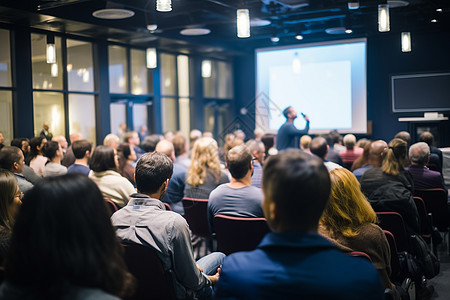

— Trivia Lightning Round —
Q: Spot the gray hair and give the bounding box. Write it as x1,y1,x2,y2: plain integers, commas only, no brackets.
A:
409,142,430,165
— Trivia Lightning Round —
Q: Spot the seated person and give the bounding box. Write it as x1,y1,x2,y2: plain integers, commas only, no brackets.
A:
111,152,224,300
117,143,137,186
245,139,265,188
0,146,33,193
309,136,342,171
420,132,442,173
42,141,67,177
339,134,363,168
215,149,384,299
67,140,92,176
28,136,47,177
208,144,264,232
353,140,387,181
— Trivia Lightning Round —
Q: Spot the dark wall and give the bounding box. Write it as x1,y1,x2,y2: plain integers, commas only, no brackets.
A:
234,30,450,145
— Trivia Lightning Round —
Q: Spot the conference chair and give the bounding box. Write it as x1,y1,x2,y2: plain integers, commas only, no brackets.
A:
213,214,271,255
347,251,372,262
121,242,176,300
163,202,172,211
412,197,432,245
104,198,118,216
182,197,213,256
376,212,411,252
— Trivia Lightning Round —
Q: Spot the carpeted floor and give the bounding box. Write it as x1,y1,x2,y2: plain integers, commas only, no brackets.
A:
429,244,450,299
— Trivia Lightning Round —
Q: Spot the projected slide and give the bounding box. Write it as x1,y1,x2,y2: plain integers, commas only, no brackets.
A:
256,39,367,134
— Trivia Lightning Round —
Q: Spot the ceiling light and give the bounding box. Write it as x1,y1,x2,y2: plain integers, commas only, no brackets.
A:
146,48,157,69
46,35,56,64
295,34,303,40
401,32,411,52
378,4,390,32
147,24,158,31
348,1,359,10
345,29,353,34
51,63,58,77
92,9,135,19
436,8,442,12
431,19,438,23
270,36,279,43
180,28,211,36
202,60,212,78
237,9,250,38
156,0,172,12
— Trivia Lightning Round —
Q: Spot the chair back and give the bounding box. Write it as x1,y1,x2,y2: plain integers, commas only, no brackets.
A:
213,214,270,255
383,230,403,284
104,198,118,216
122,242,175,300
412,196,432,243
414,189,450,231
348,251,372,263
163,202,172,211
182,198,210,238
376,212,411,252
0,266,4,285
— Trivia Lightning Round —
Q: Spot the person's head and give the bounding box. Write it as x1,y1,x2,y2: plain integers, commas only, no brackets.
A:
187,137,221,187
72,140,92,160
300,135,312,150
330,131,342,146
0,132,4,144
155,140,175,162
394,131,411,148
4,174,133,297
89,146,117,172
261,134,275,156
139,125,148,133
29,136,47,158
0,169,21,232
43,122,50,131
382,138,408,176
0,146,25,174
262,149,331,232
246,139,265,164
343,134,356,150
164,131,174,142
141,134,162,153
11,138,30,155
52,136,68,151
309,137,328,159
234,129,246,141
282,106,297,120
320,168,377,237
42,141,63,161
69,132,83,144
254,128,264,141
135,152,173,199
409,142,430,166
189,129,202,148
124,131,140,147
419,132,434,147
172,134,188,157
356,138,369,149
103,133,120,150
226,144,253,180
117,143,136,162
119,123,127,131
368,140,388,167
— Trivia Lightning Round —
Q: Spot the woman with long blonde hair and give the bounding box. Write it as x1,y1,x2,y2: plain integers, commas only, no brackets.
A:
185,137,229,199
319,168,400,299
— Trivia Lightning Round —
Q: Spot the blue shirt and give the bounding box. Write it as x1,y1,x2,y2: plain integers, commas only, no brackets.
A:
353,163,373,182
276,120,310,150
67,164,91,176
162,164,187,215
215,232,384,300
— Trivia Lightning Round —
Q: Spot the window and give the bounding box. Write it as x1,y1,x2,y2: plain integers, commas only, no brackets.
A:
33,92,65,137
203,60,233,99
67,39,94,92
69,94,96,144
0,29,12,144
109,46,128,94
31,33,63,90
131,49,149,95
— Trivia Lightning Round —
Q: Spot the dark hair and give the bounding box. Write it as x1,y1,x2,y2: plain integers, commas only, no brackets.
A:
172,135,187,157
10,138,28,153
72,140,92,159
27,136,46,163
226,144,252,180
263,149,331,231
117,143,132,174
282,106,292,118
394,131,411,148
309,137,328,159
135,152,173,194
141,135,162,153
0,169,18,232
419,132,434,147
0,146,22,171
4,174,134,298
89,146,117,172
42,141,59,160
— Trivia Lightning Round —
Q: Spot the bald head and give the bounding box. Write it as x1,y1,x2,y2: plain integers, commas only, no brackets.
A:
368,140,388,167
70,132,83,144
155,140,175,162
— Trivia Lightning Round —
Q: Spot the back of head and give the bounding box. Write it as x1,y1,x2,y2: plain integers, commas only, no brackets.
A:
5,173,132,297
330,131,342,145
42,141,59,160
10,138,27,150
320,168,376,237
89,146,116,172
103,134,120,148
368,140,388,166
246,139,265,155
69,132,83,144
300,135,312,150
0,146,22,171
309,137,328,159
419,132,434,147
226,144,252,180
409,142,430,166
187,137,220,186
123,131,137,144
29,136,45,157
343,134,356,149
155,140,175,158
394,131,411,148
172,134,187,157
141,134,162,153
382,138,408,176
189,129,202,145
72,140,92,159
263,149,331,232
0,169,18,231
135,152,173,194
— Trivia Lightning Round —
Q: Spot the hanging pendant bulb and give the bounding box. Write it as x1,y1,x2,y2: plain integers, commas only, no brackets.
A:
146,48,157,69
156,0,172,12
401,32,411,52
378,4,390,32
46,35,56,64
237,9,250,38
202,60,212,78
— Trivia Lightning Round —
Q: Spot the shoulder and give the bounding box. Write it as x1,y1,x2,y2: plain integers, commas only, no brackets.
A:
67,287,120,300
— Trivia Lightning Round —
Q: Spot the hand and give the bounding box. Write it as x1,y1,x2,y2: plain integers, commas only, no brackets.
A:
303,114,310,121
196,264,203,273
207,267,221,286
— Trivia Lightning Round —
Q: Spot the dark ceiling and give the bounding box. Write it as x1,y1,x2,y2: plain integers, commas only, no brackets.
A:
0,0,449,56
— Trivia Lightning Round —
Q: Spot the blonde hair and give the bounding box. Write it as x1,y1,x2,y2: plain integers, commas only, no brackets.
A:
320,168,377,237
382,138,407,176
186,137,221,187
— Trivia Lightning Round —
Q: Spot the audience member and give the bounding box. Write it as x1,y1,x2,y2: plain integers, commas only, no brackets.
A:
164,130,174,142
52,136,68,154
190,129,202,150
300,135,312,153
330,131,345,152
215,150,383,299
208,145,264,233
420,131,443,173
339,134,363,168
360,138,419,234
185,137,229,200
234,129,246,142
61,132,83,168
0,132,4,150
203,132,213,138
351,141,372,171
407,142,447,192
28,136,47,177
0,174,134,299
124,131,145,159
141,134,162,153
0,146,33,193
0,169,22,264
319,168,401,300
117,123,127,142
356,138,370,149
39,122,53,141
253,128,264,141
10,138,29,156
138,125,148,141
324,133,344,166
103,133,120,150
394,131,411,148
309,136,342,171
67,140,92,176
261,134,277,158
117,143,137,186
245,139,265,188
156,140,187,215
42,141,67,177
10,138,40,185
89,146,135,208
111,152,224,300
353,140,387,181
173,134,191,169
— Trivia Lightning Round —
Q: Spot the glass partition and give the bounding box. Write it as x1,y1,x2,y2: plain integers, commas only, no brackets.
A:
110,103,127,136
131,49,148,95
31,34,63,90
109,46,128,94
0,29,11,87
160,53,177,95
33,92,65,137
0,91,13,144
67,39,94,92
161,97,177,133
69,94,96,144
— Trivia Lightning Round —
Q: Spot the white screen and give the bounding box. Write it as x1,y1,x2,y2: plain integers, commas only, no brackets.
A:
255,39,367,134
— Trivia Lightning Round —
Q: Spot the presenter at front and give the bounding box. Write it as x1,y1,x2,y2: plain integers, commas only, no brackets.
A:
276,106,310,150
